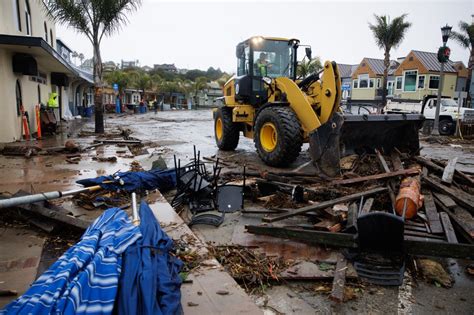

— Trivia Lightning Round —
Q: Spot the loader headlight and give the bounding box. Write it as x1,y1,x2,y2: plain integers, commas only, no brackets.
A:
262,76,272,85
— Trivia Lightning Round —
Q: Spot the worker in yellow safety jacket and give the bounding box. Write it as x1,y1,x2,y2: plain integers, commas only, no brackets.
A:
255,52,272,76
47,92,58,108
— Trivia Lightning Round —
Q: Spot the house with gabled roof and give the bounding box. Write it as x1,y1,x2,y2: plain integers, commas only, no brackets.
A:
338,64,358,100
392,50,466,101
350,58,399,102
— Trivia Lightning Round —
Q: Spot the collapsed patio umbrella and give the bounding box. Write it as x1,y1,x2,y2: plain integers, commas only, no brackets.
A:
76,168,177,192
1,207,141,315
115,201,183,315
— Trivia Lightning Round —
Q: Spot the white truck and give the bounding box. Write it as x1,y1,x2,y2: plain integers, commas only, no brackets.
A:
384,96,474,135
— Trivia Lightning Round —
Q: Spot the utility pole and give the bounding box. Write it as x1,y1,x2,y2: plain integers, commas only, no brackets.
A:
432,24,452,135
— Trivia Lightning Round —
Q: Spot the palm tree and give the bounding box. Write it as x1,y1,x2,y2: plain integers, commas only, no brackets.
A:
450,20,474,93
44,0,141,133
369,14,411,106
297,57,322,79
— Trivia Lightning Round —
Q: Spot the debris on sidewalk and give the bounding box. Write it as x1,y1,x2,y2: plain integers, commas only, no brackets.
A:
417,259,453,288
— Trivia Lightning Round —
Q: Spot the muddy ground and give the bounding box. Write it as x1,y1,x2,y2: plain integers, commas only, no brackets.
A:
0,109,473,314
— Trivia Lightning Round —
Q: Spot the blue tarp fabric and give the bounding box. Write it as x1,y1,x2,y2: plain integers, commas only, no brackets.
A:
1,208,141,315
116,201,183,315
76,168,176,192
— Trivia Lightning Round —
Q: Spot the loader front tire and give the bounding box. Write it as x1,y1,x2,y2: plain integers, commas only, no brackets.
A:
215,107,239,150
254,106,303,167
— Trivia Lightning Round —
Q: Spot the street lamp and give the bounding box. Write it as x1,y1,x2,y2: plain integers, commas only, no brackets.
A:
432,24,452,135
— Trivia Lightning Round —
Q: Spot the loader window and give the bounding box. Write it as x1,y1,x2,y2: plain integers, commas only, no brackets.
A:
237,46,250,76
252,40,292,78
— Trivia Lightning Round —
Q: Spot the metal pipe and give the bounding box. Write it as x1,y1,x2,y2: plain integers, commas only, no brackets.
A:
131,192,140,226
0,186,102,209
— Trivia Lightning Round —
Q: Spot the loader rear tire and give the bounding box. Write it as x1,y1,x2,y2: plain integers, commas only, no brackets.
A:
215,107,239,150
254,106,303,167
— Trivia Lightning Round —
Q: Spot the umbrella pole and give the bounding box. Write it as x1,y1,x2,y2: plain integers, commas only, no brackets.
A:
131,192,140,226
0,185,103,209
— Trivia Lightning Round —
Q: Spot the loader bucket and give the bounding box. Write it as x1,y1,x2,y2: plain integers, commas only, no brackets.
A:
309,113,424,177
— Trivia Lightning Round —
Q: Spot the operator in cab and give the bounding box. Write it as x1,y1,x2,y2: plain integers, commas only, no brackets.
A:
255,52,272,76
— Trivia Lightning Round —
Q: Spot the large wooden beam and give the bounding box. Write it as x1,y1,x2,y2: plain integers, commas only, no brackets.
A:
423,176,474,213
262,187,387,223
245,225,474,259
331,168,419,186
434,198,474,244
404,239,474,259
245,225,357,248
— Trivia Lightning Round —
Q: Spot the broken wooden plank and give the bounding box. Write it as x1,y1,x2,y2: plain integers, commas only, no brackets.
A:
416,156,474,186
262,187,387,223
441,157,458,184
93,139,142,145
375,149,397,208
423,191,443,234
404,230,445,240
359,198,374,216
246,225,474,259
423,175,474,213
331,168,419,186
433,198,474,244
439,212,458,243
330,256,347,302
404,238,474,259
343,203,358,233
245,225,357,248
433,193,457,209
390,151,403,171
12,191,91,230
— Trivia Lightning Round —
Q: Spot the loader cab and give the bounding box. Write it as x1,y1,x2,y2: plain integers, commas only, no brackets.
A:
234,36,299,106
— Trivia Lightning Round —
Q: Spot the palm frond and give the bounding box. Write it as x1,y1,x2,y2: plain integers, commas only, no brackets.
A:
450,31,471,49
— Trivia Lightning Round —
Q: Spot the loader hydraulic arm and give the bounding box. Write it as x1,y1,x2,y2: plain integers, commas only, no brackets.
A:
273,61,341,133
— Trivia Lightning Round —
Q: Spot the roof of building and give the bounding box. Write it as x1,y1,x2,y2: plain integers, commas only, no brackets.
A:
411,50,458,73
338,64,357,78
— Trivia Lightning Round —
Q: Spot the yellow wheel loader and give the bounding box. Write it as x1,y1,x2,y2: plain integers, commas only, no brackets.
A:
213,36,424,176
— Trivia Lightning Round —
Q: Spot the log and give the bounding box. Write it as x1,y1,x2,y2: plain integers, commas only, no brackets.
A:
262,187,387,223
441,157,458,184
423,175,474,213
331,168,419,185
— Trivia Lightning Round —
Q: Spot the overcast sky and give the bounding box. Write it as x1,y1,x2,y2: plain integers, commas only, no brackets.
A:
57,0,472,73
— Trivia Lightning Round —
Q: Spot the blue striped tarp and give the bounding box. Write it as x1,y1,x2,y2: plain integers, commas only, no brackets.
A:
1,207,141,315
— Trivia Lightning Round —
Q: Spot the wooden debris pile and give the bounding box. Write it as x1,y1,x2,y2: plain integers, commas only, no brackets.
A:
208,244,290,293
